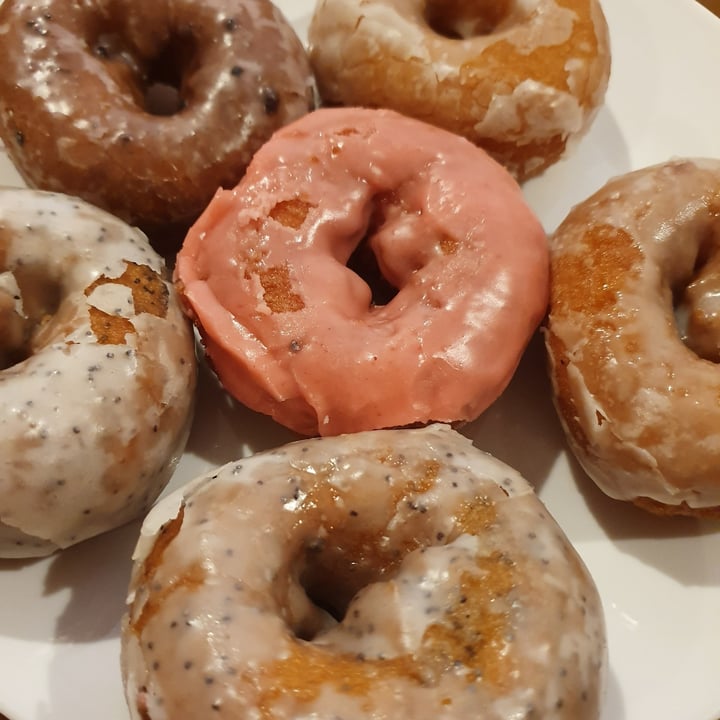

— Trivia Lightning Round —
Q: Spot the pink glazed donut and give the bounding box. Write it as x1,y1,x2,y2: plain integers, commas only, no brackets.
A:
175,108,549,436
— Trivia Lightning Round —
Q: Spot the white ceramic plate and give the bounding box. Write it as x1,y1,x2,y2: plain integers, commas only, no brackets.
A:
1,1,720,718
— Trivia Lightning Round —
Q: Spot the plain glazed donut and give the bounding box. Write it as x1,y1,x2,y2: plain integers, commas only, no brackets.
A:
0,188,196,558
308,0,611,181
175,107,549,437
122,424,606,720
0,0,315,239
545,159,720,517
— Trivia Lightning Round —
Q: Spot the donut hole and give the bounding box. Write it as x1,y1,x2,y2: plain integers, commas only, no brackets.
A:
90,26,196,116
297,543,387,633
141,36,198,116
674,241,720,363
0,297,29,369
346,198,399,307
0,265,61,370
347,240,398,307
424,0,516,38
144,82,184,117
297,571,349,634
295,529,430,641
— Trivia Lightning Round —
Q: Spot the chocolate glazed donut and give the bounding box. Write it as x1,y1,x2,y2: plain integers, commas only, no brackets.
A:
0,0,315,244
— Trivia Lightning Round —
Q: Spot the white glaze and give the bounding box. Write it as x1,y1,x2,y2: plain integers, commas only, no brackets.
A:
308,0,611,180
546,159,720,510
472,78,584,140
122,424,606,720
0,188,197,556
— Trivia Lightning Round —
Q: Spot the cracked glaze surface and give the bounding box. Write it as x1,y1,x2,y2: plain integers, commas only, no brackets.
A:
546,158,720,513
0,188,196,557
122,424,606,720
308,0,610,181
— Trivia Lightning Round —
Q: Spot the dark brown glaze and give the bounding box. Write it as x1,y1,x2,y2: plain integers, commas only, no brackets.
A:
0,0,315,244
0,188,197,557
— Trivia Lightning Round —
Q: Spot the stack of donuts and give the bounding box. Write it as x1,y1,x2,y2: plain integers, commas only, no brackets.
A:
11,0,720,717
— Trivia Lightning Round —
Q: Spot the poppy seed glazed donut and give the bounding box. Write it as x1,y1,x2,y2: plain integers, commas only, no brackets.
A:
122,424,606,720
0,0,315,237
0,189,196,557
175,107,549,437
546,159,720,517
308,0,611,181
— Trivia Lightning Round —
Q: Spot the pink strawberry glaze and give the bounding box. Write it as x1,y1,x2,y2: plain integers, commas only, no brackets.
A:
175,108,548,436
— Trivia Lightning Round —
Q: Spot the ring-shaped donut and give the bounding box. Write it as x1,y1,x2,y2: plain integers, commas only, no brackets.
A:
175,107,549,437
546,159,720,516
122,424,606,720
0,188,196,557
0,0,315,237
308,0,611,181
